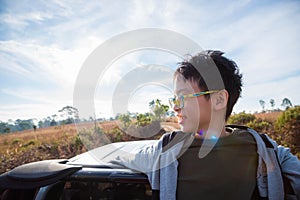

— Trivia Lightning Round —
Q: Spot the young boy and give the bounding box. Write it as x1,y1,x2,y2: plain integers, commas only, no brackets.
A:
171,50,258,199
113,50,300,200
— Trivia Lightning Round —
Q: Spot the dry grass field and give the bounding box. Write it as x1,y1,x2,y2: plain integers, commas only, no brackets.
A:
254,111,282,122
0,123,84,174
0,112,296,174
0,121,179,174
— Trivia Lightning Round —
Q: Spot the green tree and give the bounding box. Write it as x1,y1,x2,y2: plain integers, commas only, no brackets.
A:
259,100,265,111
38,120,44,128
59,106,79,124
246,119,271,133
227,112,256,125
149,100,155,110
117,113,131,127
42,117,51,127
14,119,34,131
137,113,152,127
0,121,10,134
281,98,292,110
50,119,57,126
275,106,300,147
270,99,275,110
150,99,169,121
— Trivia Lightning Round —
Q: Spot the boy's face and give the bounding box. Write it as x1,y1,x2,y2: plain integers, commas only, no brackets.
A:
173,75,213,133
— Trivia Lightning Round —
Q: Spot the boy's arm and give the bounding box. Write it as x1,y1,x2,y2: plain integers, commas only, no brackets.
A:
277,145,300,199
110,139,162,173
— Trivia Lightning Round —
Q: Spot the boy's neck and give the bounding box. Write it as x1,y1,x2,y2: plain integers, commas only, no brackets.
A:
194,127,231,139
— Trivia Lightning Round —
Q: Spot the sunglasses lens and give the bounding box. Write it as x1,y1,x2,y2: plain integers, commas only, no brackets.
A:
169,97,184,108
169,98,175,107
175,100,180,108
179,97,183,108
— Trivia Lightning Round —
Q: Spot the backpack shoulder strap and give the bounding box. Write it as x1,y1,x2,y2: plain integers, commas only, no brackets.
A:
259,133,275,148
162,131,178,147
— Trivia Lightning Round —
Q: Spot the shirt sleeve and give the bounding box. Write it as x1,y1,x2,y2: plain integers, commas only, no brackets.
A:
277,145,300,199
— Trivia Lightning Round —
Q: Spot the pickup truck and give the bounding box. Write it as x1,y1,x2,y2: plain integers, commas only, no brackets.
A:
0,140,156,200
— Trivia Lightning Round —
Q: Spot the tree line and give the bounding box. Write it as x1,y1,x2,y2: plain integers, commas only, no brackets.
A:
116,99,171,128
0,97,294,134
0,100,171,134
259,97,292,112
0,106,79,134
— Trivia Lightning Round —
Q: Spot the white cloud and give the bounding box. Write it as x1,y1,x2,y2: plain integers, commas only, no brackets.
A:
228,6,300,81
0,52,31,76
0,103,64,121
1,89,52,104
0,85,75,121
94,50,179,103
93,85,173,120
1,0,299,122
0,40,92,87
127,85,172,113
1,1,68,31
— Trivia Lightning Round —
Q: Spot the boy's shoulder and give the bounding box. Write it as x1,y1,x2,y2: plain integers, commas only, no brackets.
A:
225,124,275,148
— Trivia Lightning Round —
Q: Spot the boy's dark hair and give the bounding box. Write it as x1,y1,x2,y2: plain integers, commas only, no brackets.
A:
175,50,243,120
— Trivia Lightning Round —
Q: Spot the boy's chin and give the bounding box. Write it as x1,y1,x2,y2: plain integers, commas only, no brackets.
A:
180,126,197,133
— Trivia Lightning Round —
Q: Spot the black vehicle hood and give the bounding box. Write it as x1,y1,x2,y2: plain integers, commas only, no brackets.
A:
0,159,81,189
68,140,156,167
0,140,156,189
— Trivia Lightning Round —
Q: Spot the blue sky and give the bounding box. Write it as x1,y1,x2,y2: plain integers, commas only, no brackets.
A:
0,0,300,122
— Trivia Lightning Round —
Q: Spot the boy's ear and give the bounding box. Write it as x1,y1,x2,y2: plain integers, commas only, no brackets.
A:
212,89,228,110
